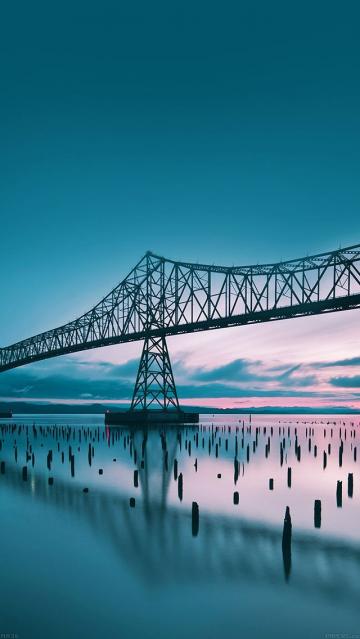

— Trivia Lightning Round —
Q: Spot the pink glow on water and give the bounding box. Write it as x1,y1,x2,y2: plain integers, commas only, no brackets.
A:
179,397,360,410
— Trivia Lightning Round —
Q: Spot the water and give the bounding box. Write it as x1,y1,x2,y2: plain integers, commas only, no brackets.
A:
0,414,359,639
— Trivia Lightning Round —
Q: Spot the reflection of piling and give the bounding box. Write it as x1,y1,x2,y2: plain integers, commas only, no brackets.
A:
134,469,138,487
22,466,28,481
174,459,178,481
336,480,342,507
348,473,354,498
192,501,199,537
178,473,183,501
269,478,274,490
282,506,292,547
234,458,239,484
0,461,5,474
314,499,321,528
323,451,327,469
233,491,239,505
287,467,292,488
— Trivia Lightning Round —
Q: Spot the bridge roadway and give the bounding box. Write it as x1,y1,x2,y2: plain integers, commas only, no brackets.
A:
2,451,360,605
1,244,360,372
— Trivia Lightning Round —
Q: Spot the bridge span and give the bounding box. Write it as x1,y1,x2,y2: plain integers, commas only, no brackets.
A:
1,244,360,411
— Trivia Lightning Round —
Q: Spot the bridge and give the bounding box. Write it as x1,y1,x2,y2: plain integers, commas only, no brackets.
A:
1,244,360,414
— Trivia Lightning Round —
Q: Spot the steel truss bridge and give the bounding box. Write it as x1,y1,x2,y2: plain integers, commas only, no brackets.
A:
1,244,360,410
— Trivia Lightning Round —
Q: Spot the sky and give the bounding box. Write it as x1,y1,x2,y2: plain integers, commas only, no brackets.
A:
1,1,360,409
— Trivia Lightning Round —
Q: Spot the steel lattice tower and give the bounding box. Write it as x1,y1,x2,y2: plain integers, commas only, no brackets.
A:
130,335,180,411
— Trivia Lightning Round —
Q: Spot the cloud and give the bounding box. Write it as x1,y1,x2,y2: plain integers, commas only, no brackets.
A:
177,383,325,398
329,375,360,388
190,358,264,383
0,363,324,401
99,359,139,378
0,369,134,400
189,358,317,389
275,365,318,388
8,347,360,402
317,356,360,368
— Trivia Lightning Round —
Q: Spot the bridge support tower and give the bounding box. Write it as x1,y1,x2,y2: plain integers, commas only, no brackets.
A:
130,335,180,411
105,336,199,426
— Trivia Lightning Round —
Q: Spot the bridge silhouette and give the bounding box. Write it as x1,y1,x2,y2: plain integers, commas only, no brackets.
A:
1,244,360,413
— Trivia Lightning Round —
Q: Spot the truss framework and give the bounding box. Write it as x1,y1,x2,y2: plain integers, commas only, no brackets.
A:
1,244,360,374
130,336,179,411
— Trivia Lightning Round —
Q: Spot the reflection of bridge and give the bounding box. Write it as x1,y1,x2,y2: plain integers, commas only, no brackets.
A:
1,245,360,409
2,428,360,605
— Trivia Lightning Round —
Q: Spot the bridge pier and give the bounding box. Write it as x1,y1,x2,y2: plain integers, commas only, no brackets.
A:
105,336,199,425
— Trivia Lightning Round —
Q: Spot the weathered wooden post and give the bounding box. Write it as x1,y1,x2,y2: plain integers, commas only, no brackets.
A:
336,480,342,507
314,499,321,528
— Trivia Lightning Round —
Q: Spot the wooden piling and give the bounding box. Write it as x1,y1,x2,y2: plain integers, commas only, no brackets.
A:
287,467,292,488
336,480,342,507
314,499,321,528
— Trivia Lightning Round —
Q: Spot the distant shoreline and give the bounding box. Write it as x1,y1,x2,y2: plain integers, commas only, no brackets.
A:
1,401,360,415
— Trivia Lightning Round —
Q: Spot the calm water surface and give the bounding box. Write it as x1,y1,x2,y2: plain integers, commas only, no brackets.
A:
0,414,359,639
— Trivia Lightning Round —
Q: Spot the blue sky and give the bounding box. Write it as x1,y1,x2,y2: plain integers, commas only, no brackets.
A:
1,1,360,407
